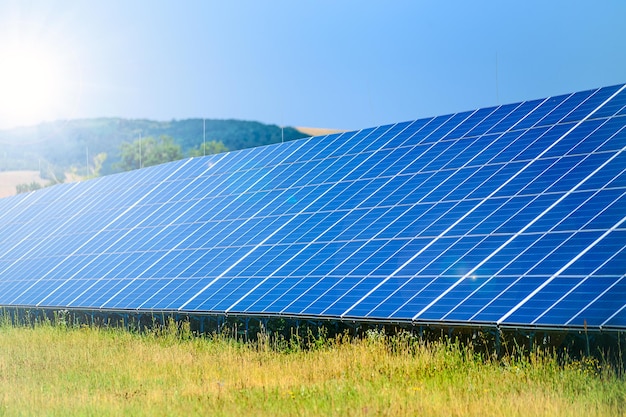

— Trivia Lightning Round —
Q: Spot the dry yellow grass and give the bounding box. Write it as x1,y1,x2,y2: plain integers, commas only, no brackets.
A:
0,321,623,416
0,170,45,198
296,127,344,137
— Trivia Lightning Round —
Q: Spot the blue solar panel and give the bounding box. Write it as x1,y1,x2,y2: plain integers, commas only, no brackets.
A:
0,84,625,331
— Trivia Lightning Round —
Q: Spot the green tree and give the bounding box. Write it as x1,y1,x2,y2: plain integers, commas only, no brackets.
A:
188,140,228,157
82,152,107,179
116,135,183,171
16,181,43,194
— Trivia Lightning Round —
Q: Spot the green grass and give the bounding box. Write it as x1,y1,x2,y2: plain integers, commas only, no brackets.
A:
0,319,623,416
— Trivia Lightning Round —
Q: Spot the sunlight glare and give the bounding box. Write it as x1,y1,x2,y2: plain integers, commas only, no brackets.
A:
0,41,70,128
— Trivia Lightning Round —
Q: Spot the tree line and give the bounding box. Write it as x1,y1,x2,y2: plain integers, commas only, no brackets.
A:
16,136,228,193
116,135,228,171
1,118,307,177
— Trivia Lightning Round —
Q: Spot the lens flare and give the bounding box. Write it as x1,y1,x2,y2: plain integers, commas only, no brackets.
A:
0,40,74,128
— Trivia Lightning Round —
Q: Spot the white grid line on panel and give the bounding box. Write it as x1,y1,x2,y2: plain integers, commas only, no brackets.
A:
533,92,579,127
409,84,626,321
34,158,196,306
388,162,532,277
219,124,404,313
96,161,238,307
240,243,304,279
439,193,622,322
0,182,87,264
466,142,623,270
228,117,461,314
223,122,428,311
463,275,523,321
363,95,621,319
531,244,626,325
1,84,625,330
498,214,626,324
566,274,626,326
601,281,626,327
460,162,625,321
177,129,362,310
0,183,67,230
126,139,308,308
300,277,358,316
113,278,170,309
241,277,290,313
461,148,626,321
47,160,225,306
291,114,487,284
340,97,553,318
453,117,624,243
3,180,113,302
135,277,187,310
258,277,311,313
110,142,317,309
132,145,307,264
309,277,364,315
243,242,355,312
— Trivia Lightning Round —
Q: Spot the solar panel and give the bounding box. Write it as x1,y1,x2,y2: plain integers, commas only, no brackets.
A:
0,84,625,331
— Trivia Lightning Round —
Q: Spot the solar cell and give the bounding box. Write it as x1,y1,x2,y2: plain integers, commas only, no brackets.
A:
0,84,625,331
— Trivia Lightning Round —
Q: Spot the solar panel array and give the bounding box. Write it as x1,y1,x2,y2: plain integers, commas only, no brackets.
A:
0,84,625,331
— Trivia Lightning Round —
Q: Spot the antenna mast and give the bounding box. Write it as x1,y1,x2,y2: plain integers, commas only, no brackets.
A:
496,52,500,104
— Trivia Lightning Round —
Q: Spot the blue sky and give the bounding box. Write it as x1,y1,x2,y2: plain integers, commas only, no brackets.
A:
0,1,624,130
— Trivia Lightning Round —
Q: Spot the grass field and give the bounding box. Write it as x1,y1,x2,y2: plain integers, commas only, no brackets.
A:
0,318,623,416
0,170,44,198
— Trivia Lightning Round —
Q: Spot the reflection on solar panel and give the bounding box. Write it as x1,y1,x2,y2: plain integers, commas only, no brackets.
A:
0,84,625,331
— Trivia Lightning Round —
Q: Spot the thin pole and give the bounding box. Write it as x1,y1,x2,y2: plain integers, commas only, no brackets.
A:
203,118,206,156
139,131,142,169
496,52,500,104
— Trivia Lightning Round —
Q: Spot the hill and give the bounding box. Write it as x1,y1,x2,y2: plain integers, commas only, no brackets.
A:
0,118,309,177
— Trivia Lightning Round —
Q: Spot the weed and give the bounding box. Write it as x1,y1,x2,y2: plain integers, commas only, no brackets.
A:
0,318,623,416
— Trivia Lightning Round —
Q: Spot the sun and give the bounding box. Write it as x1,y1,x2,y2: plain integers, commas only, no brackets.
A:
0,40,72,128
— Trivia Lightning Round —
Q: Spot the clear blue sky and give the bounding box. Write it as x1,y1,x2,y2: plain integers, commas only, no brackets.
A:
0,0,624,131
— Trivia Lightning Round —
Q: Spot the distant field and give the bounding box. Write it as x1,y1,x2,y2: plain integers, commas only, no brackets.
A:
0,170,44,198
0,128,339,199
296,127,344,137
0,320,622,416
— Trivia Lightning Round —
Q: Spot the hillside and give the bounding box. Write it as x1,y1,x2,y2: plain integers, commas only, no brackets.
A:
0,118,308,177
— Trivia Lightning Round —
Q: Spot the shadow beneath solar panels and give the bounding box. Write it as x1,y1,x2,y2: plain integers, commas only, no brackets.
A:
2,307,625,371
